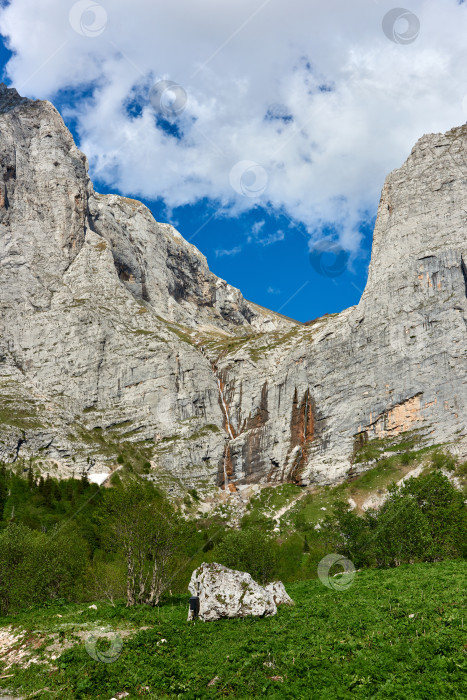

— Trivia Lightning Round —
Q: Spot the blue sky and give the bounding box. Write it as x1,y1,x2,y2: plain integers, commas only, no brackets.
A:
1,1,467,322
0,32,373,323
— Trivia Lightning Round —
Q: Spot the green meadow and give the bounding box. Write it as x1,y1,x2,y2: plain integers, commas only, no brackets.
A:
1,560,466,699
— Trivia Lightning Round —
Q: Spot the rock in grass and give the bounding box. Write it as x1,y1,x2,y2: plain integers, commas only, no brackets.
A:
264,581,294,606
187,562,293,621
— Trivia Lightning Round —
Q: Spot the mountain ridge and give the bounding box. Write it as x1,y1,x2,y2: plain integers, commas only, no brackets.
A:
1,83,467,494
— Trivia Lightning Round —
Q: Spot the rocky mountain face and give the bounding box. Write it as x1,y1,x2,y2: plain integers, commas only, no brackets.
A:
1,84,466,492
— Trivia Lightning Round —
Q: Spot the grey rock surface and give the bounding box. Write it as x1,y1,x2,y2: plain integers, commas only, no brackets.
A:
264,581,294,606
0,85,291,488
187,562,278,621
1,83,466,490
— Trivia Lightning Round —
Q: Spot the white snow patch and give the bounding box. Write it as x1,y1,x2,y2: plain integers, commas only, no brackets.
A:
88,472,111,486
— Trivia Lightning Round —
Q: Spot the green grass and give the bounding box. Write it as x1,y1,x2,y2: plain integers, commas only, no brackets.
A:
188,424,221,440
290,486,343,526
1,560,465,699
349,458,406,492
285,444,453,528
352,432,422,464
247,327,305,362
0,395,45,431
246,484,302,514
197,326,311,363
67,423,154,473
165,323,195,346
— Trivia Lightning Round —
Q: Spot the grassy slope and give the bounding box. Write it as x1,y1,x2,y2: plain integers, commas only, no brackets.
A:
242,434,467,533
1,560,466,699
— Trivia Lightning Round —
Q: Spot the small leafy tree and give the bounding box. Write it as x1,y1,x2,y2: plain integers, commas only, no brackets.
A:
371,493,432,567
86,559,127,606
99,481,183,606
322,500,375,568
216,529,278,584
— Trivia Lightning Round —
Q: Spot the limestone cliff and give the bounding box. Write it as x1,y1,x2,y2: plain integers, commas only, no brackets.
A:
1,84,466,490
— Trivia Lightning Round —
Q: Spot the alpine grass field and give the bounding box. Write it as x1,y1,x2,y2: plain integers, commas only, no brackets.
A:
0,445,466,699
0,561,466,699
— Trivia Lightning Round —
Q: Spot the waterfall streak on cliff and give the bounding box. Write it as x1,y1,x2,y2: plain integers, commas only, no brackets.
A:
223,447,229,491
217,377,234,439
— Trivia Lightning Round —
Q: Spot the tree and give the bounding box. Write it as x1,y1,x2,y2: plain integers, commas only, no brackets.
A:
42,474,53,508
0,522,87,614
326,470,467,568
99,481,182,606
27,464,34,491
78,469,89,494
387,470,467,561
371,493,431,567
87,559,126,606
321,500,374,568
216,529,278,584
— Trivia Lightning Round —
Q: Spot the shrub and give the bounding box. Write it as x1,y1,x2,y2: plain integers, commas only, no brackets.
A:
327,470,467,568
86,558,126,605
215,529,278,584
0,522,87,614
431,450,456,472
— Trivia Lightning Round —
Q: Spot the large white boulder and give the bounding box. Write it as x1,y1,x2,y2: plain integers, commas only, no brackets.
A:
187,562,293,621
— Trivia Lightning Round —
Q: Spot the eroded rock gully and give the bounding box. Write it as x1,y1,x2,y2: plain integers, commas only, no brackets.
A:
1,83,467,490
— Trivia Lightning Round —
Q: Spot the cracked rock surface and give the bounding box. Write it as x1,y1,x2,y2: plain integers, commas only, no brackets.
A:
1,83,467,490
187,562,289,621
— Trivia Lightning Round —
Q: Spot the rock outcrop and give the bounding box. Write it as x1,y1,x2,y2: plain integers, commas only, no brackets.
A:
187,562,292,621
264,581,294,607
1,83,467,490
0,84,292,488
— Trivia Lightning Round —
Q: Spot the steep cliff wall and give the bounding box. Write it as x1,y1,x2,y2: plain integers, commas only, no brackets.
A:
1,84,466,489
214,125,467,486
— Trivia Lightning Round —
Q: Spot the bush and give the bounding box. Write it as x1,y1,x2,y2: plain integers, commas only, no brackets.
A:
215,529,278,584
431,450,456,472
86,558,127,605
0,522,88,614
327,470,467,568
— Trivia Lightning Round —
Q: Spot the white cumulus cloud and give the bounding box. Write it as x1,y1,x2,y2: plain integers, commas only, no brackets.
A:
215,245,242,258
1,0,467,255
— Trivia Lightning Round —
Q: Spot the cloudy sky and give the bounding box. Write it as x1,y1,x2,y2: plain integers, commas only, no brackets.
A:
1,0,467,321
